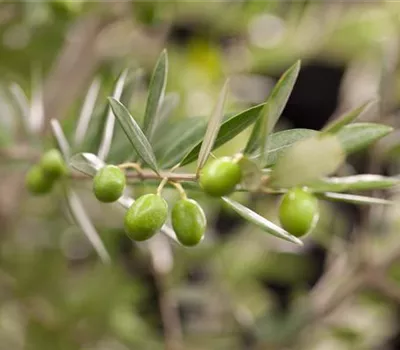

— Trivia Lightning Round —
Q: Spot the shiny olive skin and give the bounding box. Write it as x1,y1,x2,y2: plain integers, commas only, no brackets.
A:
279,188,319,237
93,165,126,203
124,194,168,241
25,165,53,195
172,199,206,246
40,149,67,179
199,157,242,197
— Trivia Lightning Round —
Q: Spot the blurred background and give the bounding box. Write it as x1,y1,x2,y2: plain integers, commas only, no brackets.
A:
2,1,400,349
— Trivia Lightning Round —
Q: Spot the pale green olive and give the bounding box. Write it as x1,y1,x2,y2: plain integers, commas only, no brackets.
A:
93,165,126,203
199,157,242,197
172,199,206,246
25,165,53,195
279,188,319,237
124,194,168,241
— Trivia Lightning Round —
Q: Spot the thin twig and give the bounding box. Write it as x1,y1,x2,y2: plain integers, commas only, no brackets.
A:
72,169,197,182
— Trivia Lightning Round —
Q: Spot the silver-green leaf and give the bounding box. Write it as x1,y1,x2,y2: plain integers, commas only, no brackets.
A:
108,97,159,174
250,129,317,167
180,103,265,166
98,69,128,160
319,192,393,205
155,117,206,169
65,189,111,264
308,175,400,193
322,100,376,134
222,197,303,245
257,60,301,166
337,122,393,154
50,119,71,160
143,49,168,141
197,79,230,172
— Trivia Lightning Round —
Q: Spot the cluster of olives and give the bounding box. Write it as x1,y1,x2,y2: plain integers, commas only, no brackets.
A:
26,149,319,243
92,165,206,246
25,149,67,195
92,157,319,245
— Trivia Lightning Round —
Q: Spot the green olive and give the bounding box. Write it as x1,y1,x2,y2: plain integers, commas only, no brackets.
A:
25,165,53,195
199,157,242,197
93,165,126,203
172,199,206,246
279,188,319,237
124,194,168,241
39,149,67,180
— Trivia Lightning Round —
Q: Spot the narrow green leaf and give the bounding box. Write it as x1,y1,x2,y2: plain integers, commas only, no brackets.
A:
120,68,144,107
197,79,230,172
50,119,71,160
337,122,393,154
319,192,393,205
243,118,262,155
322,100,376,134
70,152,101,176
74,77,101,146
308,175,400,193
250,129,317,167
155,117,206,169
98,69,128,160
270,135,345,188
108,97,159,174
158,92,180,125
143,49,168,141
65,189,111,263
222,197,303,245
258,60,301,165
180,103,265,166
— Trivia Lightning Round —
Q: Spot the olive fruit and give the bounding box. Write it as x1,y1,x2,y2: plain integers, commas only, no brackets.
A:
40,149,67,179
93,165,126,203
124,194,168,241
199,157,242,197
279,188,319,237
172,199,206,246
25,165,53,195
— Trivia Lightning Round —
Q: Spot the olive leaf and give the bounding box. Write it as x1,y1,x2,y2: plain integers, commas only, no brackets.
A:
308,175,400,193
28,66,44,134
256,60,301,166
180,103,265,166
70,152,100,177
244,118,262,155
154,117,206,169
221,197,303,245
120,68,144,108
8,82,30,135
74,77,101,147
337,122,393,154
270,134,345,188
108,97,159,174
50,119,71,160
65,189,111,264
158,92,180,125
250,129,317,167
196,79,230,172
322,100,376,134
142,49,168,141
319,192,393,205
98,69,128,160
